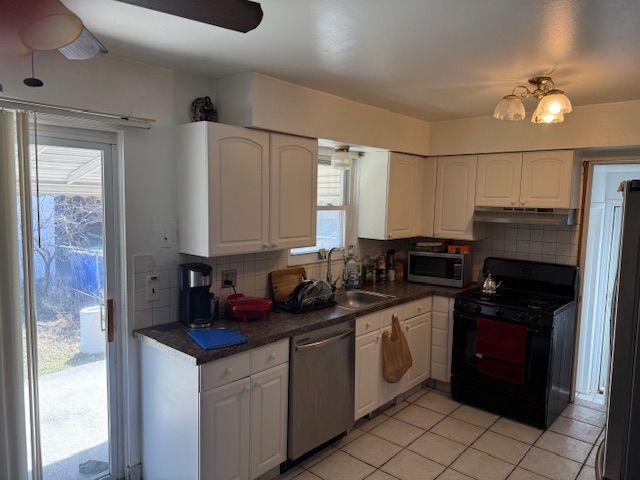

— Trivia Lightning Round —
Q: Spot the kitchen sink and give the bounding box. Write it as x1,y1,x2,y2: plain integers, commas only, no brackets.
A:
335,289,395,310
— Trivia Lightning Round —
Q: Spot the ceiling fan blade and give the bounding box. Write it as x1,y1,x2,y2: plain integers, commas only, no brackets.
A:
114,0,263,33
59,27,108,60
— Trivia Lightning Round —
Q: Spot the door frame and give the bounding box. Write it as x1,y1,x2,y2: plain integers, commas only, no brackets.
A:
28,123,125,480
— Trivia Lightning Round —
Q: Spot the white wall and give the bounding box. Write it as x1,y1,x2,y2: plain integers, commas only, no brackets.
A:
429,100,640,156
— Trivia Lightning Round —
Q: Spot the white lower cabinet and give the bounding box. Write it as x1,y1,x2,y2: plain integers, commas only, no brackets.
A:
378,324,407,406
404,314,432,390
431,296,454,383
140,339,289,480
201,378,251,480
355,330,381,419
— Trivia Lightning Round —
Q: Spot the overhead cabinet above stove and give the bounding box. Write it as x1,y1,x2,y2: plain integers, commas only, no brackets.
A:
177,122,317,257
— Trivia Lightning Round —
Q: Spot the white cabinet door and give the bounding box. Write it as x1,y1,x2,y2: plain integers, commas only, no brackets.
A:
209,123,270,256
404,314,431,390
270,134,318,250
520,150,575,208
379,325,407,405
431,296,452,383
434,155,478,240
387,153,421,239
201,378,251,480
476,153,523,207
250,364,288,479
355,330,381,420
420,157,437,237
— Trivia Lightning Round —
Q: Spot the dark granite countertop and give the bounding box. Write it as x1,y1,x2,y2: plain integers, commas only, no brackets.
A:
134,281,475,365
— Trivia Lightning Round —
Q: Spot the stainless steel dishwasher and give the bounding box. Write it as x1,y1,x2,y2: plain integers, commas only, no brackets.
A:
288,321,355,460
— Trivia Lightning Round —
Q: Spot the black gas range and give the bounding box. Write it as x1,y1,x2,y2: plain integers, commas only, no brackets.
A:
451,257,579,428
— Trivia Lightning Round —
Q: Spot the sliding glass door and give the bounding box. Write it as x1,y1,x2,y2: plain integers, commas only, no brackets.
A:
21,125,121,480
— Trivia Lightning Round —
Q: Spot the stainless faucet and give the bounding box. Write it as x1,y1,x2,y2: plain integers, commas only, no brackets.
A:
326,247,346,290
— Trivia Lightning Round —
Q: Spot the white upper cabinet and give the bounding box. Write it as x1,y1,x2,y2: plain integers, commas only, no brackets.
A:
177,122,317,257
476,153,523,207
358,152,422,240
434,155,480,240
419,157,437,237
521,150,577,208
270,134,317,250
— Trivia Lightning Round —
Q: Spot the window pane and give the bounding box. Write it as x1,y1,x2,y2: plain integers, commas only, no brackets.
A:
317,164,346,206
291,210,345,255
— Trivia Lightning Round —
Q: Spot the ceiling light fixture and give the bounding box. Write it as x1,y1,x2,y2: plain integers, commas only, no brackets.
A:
331,145,353,170
493,76,572,124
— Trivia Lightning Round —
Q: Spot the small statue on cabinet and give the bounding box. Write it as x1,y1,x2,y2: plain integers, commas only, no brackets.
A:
190,96,218,122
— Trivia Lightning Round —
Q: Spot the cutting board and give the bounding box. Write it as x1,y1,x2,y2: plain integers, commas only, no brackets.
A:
188,328,248,350
269,267,307,302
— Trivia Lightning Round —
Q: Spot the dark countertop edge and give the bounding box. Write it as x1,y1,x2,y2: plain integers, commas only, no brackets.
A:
134,282,476,366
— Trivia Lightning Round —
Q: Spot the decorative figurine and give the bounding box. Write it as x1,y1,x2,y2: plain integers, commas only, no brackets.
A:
191,96,218,122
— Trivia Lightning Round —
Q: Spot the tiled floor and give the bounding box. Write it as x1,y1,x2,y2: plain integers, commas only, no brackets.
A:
277,387,605,480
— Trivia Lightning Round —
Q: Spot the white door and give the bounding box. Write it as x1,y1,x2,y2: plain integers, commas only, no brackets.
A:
520,150,573,208
404,314,431,390
209,124,270,255
379,325,407,405
20,126,122,480
476,153,523,207
250,364,288,479
270,134,318,250
355,330,381,420
387,153,420,239
201,378,251,480
433,155,478,240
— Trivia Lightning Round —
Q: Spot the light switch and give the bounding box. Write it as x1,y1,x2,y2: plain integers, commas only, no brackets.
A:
146,275,160,302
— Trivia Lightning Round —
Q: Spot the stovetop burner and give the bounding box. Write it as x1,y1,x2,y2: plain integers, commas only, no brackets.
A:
461,287,573,313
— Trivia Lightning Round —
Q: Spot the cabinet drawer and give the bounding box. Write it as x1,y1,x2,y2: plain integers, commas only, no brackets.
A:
251,339,289,374
379,305,404,327
433,296,450,313
356,312,380,337
402,297,432,320
200,351,251,392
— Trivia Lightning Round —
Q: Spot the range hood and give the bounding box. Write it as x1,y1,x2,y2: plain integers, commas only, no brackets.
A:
474,206,575,225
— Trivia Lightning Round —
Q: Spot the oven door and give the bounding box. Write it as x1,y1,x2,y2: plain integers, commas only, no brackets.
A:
451,310,552,427
408,253,463,287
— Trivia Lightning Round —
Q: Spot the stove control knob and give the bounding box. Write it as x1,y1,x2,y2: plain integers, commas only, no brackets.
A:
474,305,482,314
495,308,505,317
517,312,527,321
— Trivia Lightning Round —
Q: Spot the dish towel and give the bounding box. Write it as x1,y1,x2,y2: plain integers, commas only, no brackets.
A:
476,316,527,384
188,328,248,350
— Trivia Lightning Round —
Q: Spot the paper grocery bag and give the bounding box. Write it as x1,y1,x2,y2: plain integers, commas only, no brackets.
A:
382,314,413,383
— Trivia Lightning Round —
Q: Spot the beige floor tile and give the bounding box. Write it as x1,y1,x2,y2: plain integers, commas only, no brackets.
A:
333,428,366,448
415,391,461,415
405,387,431,403
577,466,596,480
430,417,485,445
382,401,410,417
574,396,607,412
300,446,338,468
309,450,375,480
358,414,389,432
380,449,445,480
294,473,322,480
549,416,601,444
407,431,467,466
394,404,445,430
277,466,305,480
585,444,598,467
561,404,607,427
370,417,425,447
507,467,548,480
472,430,529,464
535,430,592,463
489,417,543,444
365,471,396,480
437,469,475,480
342,433,403,468
450,405,500,429
451,448,514,480
519,447,582,480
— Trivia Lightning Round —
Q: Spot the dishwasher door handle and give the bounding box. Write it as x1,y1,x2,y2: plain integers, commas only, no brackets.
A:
295,329,354,351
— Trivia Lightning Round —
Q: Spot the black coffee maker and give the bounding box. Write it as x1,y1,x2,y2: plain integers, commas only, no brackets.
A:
179,263,215,328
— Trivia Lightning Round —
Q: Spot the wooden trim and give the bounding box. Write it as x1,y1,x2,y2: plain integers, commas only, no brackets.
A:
107,298,115,343
576,161,590,263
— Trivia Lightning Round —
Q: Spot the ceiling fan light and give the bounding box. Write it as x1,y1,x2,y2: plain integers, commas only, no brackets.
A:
493,94,526,121
531,101,565,124
331,146,352,170
21,0,84,51
538,89,572,115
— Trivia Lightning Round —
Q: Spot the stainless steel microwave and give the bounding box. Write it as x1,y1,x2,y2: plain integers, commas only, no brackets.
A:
407,251,472,287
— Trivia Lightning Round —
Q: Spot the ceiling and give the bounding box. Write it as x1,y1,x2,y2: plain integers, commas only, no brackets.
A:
64,0,640,121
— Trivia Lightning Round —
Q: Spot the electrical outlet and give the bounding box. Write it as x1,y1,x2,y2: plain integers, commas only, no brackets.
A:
146,275,160,302
221,270,237,289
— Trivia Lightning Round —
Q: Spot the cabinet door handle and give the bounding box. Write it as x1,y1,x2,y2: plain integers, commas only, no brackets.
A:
243,385,250,392
262,243,270,249
366,322,372,328
254,381,262,388
417,306,422,312
405,325,410,332
271,243,279,248
376,335,381,343
225,367,233,375
268,353,277,360
511,200,517,206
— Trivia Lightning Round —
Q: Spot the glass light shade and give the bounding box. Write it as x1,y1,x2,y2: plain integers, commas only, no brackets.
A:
21,0,83,51
493,94,526,121
537,89,572,115
331,149,352,170
531,101,565,123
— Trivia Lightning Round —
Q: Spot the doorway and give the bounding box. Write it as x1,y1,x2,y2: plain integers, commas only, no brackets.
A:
20,125,122,480
576,163,640,406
